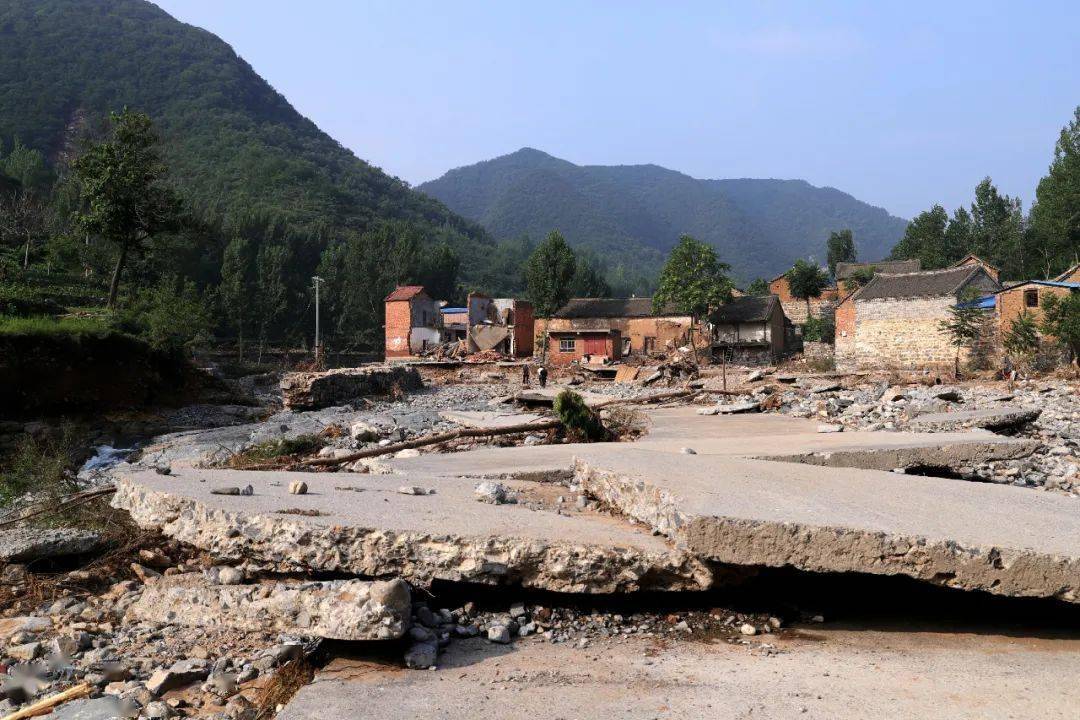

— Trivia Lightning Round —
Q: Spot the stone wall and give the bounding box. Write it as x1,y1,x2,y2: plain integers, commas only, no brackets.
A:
281,365,423,410
852,297,959,371
802,341,835,363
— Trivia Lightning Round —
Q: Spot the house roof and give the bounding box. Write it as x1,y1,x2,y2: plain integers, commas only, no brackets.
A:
834,259,921,280
1054,263,1080,282
952,254,999,272
998,280,1080,293
552,297,684,319
440,306,467,314
385,285,427,302
854,265,998,301
709,295,781,324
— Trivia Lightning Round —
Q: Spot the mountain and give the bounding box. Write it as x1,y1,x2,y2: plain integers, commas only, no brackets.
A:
419,148,909,282
0,0,492,254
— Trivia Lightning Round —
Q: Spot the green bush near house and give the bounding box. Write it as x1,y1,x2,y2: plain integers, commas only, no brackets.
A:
554,390,609,442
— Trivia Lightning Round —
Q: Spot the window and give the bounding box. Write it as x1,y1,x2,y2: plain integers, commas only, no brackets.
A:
643,336,656,353
1024,289,1039,308
559,338,576,353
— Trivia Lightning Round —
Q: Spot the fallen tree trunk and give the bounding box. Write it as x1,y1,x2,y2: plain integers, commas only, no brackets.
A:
302,419,562,468
2,682,92,720
592,389,694,408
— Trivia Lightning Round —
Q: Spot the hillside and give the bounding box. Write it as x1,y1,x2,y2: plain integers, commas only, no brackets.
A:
0,0,491,254
419,148,909,281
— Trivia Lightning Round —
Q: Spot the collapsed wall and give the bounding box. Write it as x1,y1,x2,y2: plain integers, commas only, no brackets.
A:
280,365,422,410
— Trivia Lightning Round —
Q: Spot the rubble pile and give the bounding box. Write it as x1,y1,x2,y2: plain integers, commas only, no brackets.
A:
279,365,422,411
746,377,1079,492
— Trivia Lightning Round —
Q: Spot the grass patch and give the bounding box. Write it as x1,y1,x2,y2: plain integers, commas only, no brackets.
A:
226,435,325,469
0,313,115,338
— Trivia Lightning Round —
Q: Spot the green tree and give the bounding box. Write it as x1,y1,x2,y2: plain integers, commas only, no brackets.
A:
944,207,973,262
826,229,856,277
1041,292,1080,364
1029,107,1080,278
843,265,877,294
1003,311,1040,360
524,230,576,316
785,259,830,317
0,139,52,193
653,235,732,361
891,205,950,268
414,241,461,303
569,254,612,298
72,109,181,308
745,278,770,296
220,236,255,361
137,274,212,354
938,292,988,378
255,242,290,362
970,177,1024,277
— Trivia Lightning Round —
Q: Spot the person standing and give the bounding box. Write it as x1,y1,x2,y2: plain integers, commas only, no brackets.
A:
537,366,548,388
522,364,531,387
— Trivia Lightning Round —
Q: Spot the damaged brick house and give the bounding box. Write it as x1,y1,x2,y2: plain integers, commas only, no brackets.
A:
767,271,839,325
995,263,1080,343
463,293,534,358
385,286,442,359
537,298,700,366
710,295,789,364
834,264,1002,372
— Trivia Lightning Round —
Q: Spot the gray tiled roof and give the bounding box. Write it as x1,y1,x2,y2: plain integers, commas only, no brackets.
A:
854,265,998,301
834,259,921,280
709,295,780,324
552,298,683,318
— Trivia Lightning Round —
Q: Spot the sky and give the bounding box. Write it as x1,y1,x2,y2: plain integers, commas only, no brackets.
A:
153,0,1079,220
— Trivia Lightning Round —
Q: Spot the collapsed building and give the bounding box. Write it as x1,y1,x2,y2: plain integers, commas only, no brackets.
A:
463,293,534,358
537,298,702,365
384,286,442,359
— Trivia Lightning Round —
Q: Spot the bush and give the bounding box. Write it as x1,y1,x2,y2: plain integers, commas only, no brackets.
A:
553,390,608,442
802,315,835,344
226,435,325,468
0,426,79,509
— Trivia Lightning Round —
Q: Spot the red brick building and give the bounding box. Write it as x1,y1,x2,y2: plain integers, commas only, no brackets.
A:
384,286,441,359
546,329,623,366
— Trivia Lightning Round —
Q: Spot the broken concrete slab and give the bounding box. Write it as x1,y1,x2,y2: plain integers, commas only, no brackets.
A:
130,574,411,641
514,388,610,407
574,446,1080,602
0,527,100,563
908,406,1041,431
438,410,545,429
698,400,760,415
280,365,422,410
111,468,711,594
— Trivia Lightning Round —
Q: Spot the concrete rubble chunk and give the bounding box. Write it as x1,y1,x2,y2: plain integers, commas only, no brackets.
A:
574,448,1080,603
0,527,100,563
129,574,411,641
280,365,422,410
111,468,711,594
908,406,1042,431
439,410,545,429
146,658,210,695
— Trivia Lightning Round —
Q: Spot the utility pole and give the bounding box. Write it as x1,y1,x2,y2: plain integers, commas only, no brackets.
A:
312,276,324,365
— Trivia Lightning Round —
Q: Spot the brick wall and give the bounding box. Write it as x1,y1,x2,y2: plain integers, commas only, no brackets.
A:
513,302,535,357
834,300,856,370
997,284,1073,339
768,278,838,325
385,300,413,358
547,332,621,366
852,296,961,370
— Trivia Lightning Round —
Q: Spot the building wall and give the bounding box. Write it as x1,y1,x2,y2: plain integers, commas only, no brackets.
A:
512,302,535,357
768,307,786,356
540,315,697,356
547,332,621,366
768,278,838,324
442,311,467,326
851,296,961,370
385,300,413,358
834,300,856,370
997,285,1074,339
409,296,441,354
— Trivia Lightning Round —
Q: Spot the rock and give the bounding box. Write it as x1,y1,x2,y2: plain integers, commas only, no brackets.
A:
487,624,512,644
0,527,101,563
816,424,844,433
349,421,380,442
474,481,511,504
7,641,42,661
811,383,841,394
404,641,438,669
696,407,720,416
394,449,421,459
680,447,698,455
713,401,760,414
397,486,432,496
143,700,172,718
215,566,244,585
747,369,765,382
146,659,210,695
239,484,254,496
934,388,963,402
281,366,423,410
288,481,308,495
0,616,51,638
211,487,241,496
509,603,527,618
739,623,758,636
224,694,257,720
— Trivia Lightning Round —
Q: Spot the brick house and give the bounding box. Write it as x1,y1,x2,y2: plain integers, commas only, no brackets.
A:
384,285,442,359
538,298,701,361
464,293,534,358
546,328,624,366
996,279,1079,340
767,272,839,325
439,306,468,343
709,295,789,364
834,265,1002,372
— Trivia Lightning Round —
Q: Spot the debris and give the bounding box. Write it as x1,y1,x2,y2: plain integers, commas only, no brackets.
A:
404,642,438,669
739,623,757,636
280,365,423,410
810,382,841,394
816,424,844,433
474,481,511,504
1,682,91,720
397,486,433,496
486,625,512,644
0,528,100,564
146,659,210,696
711,400,760,414
288,481,308,495
210,487,241,496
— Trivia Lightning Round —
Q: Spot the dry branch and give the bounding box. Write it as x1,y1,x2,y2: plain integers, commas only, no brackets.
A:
1,682,92,720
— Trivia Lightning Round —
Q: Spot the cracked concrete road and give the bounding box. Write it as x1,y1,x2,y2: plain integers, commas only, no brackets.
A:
279,628,1080,720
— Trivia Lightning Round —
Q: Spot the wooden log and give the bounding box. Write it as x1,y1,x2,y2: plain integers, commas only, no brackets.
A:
303,419,562,468
1,682,92,720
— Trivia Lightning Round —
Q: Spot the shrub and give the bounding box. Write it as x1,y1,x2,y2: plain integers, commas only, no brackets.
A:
802,315,835,344
0,426,79,509
226,435,325,468
1003,312,1040,358
553,390,608,442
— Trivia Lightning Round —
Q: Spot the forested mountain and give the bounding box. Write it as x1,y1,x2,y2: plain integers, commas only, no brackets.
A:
0,0,492,261
419,148,909,282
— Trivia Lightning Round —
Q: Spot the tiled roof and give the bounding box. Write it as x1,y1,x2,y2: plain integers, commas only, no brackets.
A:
834,259,921,280
710,295,780,324
854,266,996,301
385,285,427,302
552,297,684,319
